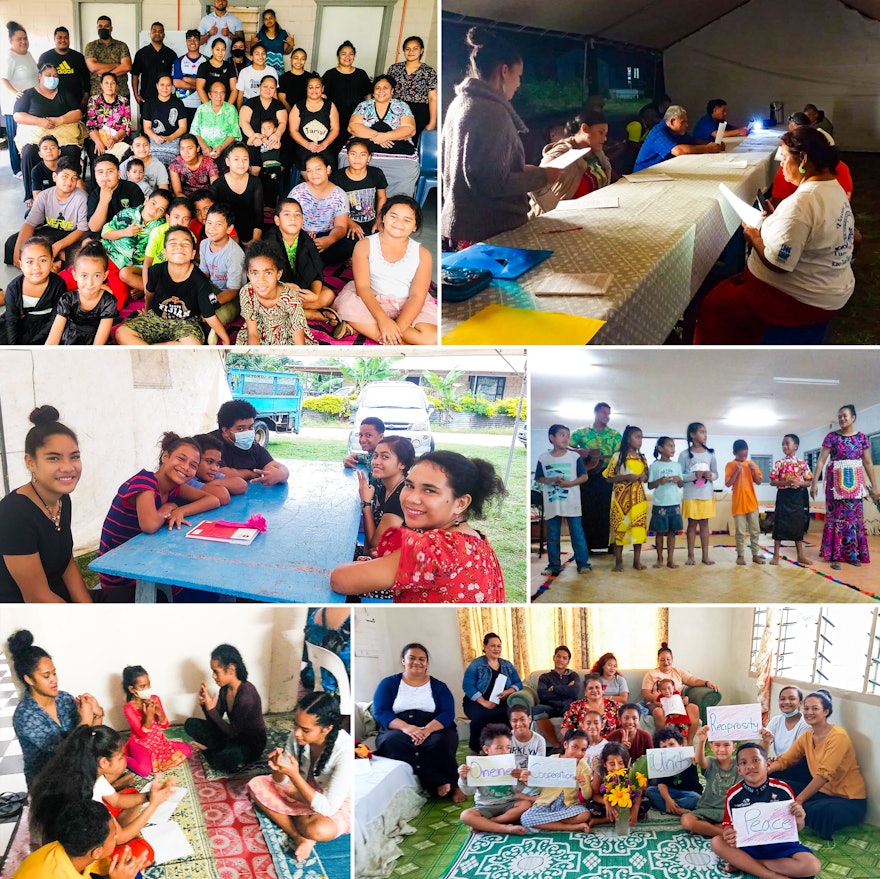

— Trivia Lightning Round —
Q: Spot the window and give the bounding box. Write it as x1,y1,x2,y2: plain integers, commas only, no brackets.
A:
804,448,821,476
752,454,772,485
470,376,506,401
751,607,878,696
870,433,880,466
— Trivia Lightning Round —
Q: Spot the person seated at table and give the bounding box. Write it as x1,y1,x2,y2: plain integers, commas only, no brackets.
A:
210,399,290,484
357,436,415,554
185,643,267,773
804,103,833,137
96,431,220,602
330,450,506,602
190,433,249,504
692,99,749,141
695,126,855,344
633,105,724,172
342,416,385,478
621,104,660,174
529,110,613,216
247,692,350,863
13,800,148,879
711,743,820,879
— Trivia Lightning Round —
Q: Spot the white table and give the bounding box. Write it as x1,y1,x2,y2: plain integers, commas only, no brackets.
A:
441,128,784,345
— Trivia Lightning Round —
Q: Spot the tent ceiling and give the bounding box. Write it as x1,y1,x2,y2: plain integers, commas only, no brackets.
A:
444,0,880,50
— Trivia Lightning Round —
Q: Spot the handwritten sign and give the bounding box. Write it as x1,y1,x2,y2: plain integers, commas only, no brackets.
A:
488,674,508,703
708,704,762,741
661,694,687,717
646,746,694,779
732,801,799,847
465,754,516,786
527,756,577,788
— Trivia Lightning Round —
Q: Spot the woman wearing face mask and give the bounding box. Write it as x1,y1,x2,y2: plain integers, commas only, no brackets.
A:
211,399,290,485
229,37,249,79
0,405,91,603
441,26,559,249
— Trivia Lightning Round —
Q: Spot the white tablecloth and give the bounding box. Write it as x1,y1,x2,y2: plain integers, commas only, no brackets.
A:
441,128,784,345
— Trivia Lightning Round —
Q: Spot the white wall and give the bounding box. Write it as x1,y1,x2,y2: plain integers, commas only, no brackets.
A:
1,0,437,74
354,605,879,825
3,604,308,723
0,349,230,552
665,0,880,151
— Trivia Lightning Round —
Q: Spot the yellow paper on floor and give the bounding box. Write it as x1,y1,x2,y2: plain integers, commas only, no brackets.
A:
442,304,605,345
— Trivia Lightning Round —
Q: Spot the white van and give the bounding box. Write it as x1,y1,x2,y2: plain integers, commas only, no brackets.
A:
348,381,435,456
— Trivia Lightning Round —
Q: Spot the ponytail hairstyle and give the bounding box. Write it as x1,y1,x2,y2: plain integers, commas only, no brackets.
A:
211,643,248,681
6,629,51,688
295,691,343,776
807,688,833,717
375,435,416,471
653,436,672,459
415,450,506,519
614,425,646,474
29,725,122,843
122,665,148,702
685,422,713,459
157,431,201,467
24,405,78,460
465,25,521,81
74,239,109,271
564,109,608,137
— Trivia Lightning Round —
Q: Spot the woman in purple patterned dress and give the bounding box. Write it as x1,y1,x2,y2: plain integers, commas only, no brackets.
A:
810,404,878,569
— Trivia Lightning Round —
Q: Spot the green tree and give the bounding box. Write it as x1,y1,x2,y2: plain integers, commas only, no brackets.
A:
226,353,297,372
331,356,403,393
421,368,466,423
307,374,344,395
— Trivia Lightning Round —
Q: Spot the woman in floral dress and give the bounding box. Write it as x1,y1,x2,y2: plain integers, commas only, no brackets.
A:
385,35,437,143
811,404,878,569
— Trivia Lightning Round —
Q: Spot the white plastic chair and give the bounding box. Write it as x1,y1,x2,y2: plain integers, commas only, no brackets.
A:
304,641,351,715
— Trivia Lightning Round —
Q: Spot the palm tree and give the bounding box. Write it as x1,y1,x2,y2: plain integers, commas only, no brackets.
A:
331,356,403,394
421,368,466,424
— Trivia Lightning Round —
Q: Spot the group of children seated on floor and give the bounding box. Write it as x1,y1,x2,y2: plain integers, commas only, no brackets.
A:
4,137,437,346
457,705,820,879
13,645,351,877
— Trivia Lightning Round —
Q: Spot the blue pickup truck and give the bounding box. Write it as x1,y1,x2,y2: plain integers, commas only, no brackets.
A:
226,368,304,446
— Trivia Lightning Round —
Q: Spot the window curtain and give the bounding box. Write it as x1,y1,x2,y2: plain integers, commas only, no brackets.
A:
755,606,779,725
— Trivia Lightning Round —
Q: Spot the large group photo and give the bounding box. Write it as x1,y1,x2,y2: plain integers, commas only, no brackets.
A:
0,0,439,348
439,0,880,346
0,603,351,879
352,604,877,879
0,347,527,604
529,347,880,603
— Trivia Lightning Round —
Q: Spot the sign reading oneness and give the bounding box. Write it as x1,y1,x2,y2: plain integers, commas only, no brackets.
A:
707,704,762,741
646,746,694,779
527,756,577,787
732,801,800,847
465,754,516,786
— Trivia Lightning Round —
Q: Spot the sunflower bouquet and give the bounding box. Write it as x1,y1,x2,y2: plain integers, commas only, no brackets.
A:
600,766,647,810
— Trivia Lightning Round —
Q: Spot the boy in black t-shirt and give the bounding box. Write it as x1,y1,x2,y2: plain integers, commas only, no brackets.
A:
330,138,387,239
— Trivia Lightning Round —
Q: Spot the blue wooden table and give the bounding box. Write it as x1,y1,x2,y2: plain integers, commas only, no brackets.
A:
89,460,361,603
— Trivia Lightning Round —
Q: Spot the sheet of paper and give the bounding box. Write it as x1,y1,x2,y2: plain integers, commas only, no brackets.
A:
527,756,577,787
543,147,591,169
708,159,748,169
646,746,695,779
715,121,728,144
141,821,194,864
465,754,516,786
708,703,763,741
553,194,620,211
442,304,606,345
718,183,763,228
732,801,800,847
660,694,687,717
141,783,187,824
488,673,507,703
534,272,613,296
624,172,674,183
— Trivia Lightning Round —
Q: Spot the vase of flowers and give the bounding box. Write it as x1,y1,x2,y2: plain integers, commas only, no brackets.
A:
601,766,647,837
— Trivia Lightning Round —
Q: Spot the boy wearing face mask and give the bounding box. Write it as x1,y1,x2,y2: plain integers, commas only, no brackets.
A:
210,400,290,485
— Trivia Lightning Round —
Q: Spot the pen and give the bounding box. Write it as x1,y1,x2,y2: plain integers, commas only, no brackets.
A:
541,226,584,235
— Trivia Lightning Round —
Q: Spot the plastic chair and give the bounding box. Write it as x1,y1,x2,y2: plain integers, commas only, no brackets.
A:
305,641,352,714
414,130,437,206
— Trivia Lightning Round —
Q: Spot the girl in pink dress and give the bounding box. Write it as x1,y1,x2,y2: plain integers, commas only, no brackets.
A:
122,665,192,775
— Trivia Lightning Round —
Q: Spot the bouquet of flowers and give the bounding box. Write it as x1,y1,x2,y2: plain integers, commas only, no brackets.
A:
601,765,647,810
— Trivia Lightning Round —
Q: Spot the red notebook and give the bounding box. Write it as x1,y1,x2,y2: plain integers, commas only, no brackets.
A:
186,521,260,545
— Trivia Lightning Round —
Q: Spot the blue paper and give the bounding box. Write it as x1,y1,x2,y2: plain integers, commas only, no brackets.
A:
441,243,553,279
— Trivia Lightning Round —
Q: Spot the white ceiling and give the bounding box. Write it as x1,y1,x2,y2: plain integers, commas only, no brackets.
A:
529,349,880,438
444,0,880,50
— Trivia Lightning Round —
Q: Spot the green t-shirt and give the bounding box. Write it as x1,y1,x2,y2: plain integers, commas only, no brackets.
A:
145,221,170,265
282,235,298,271
192,102,241,148
101,207,166,267
570,426,622,456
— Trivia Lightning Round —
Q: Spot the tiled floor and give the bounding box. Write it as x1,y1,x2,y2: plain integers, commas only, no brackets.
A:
0,651,25,863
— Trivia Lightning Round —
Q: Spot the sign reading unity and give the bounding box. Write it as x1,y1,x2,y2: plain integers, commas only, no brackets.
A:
527,756,577,787
732,801,800,847
465,754,516,786
707,704,762,741
646,746,694,779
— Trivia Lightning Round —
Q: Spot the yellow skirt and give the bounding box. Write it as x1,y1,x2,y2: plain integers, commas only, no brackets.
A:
682,498,716,521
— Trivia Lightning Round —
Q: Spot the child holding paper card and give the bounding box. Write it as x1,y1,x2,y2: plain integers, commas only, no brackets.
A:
679,422,718,566
457,724,530,835
520,729,592,832
711,743,819,879
656,679,692,737
645,727,702,815
681,726,737,838
507,705,545,778
647,436,684,568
